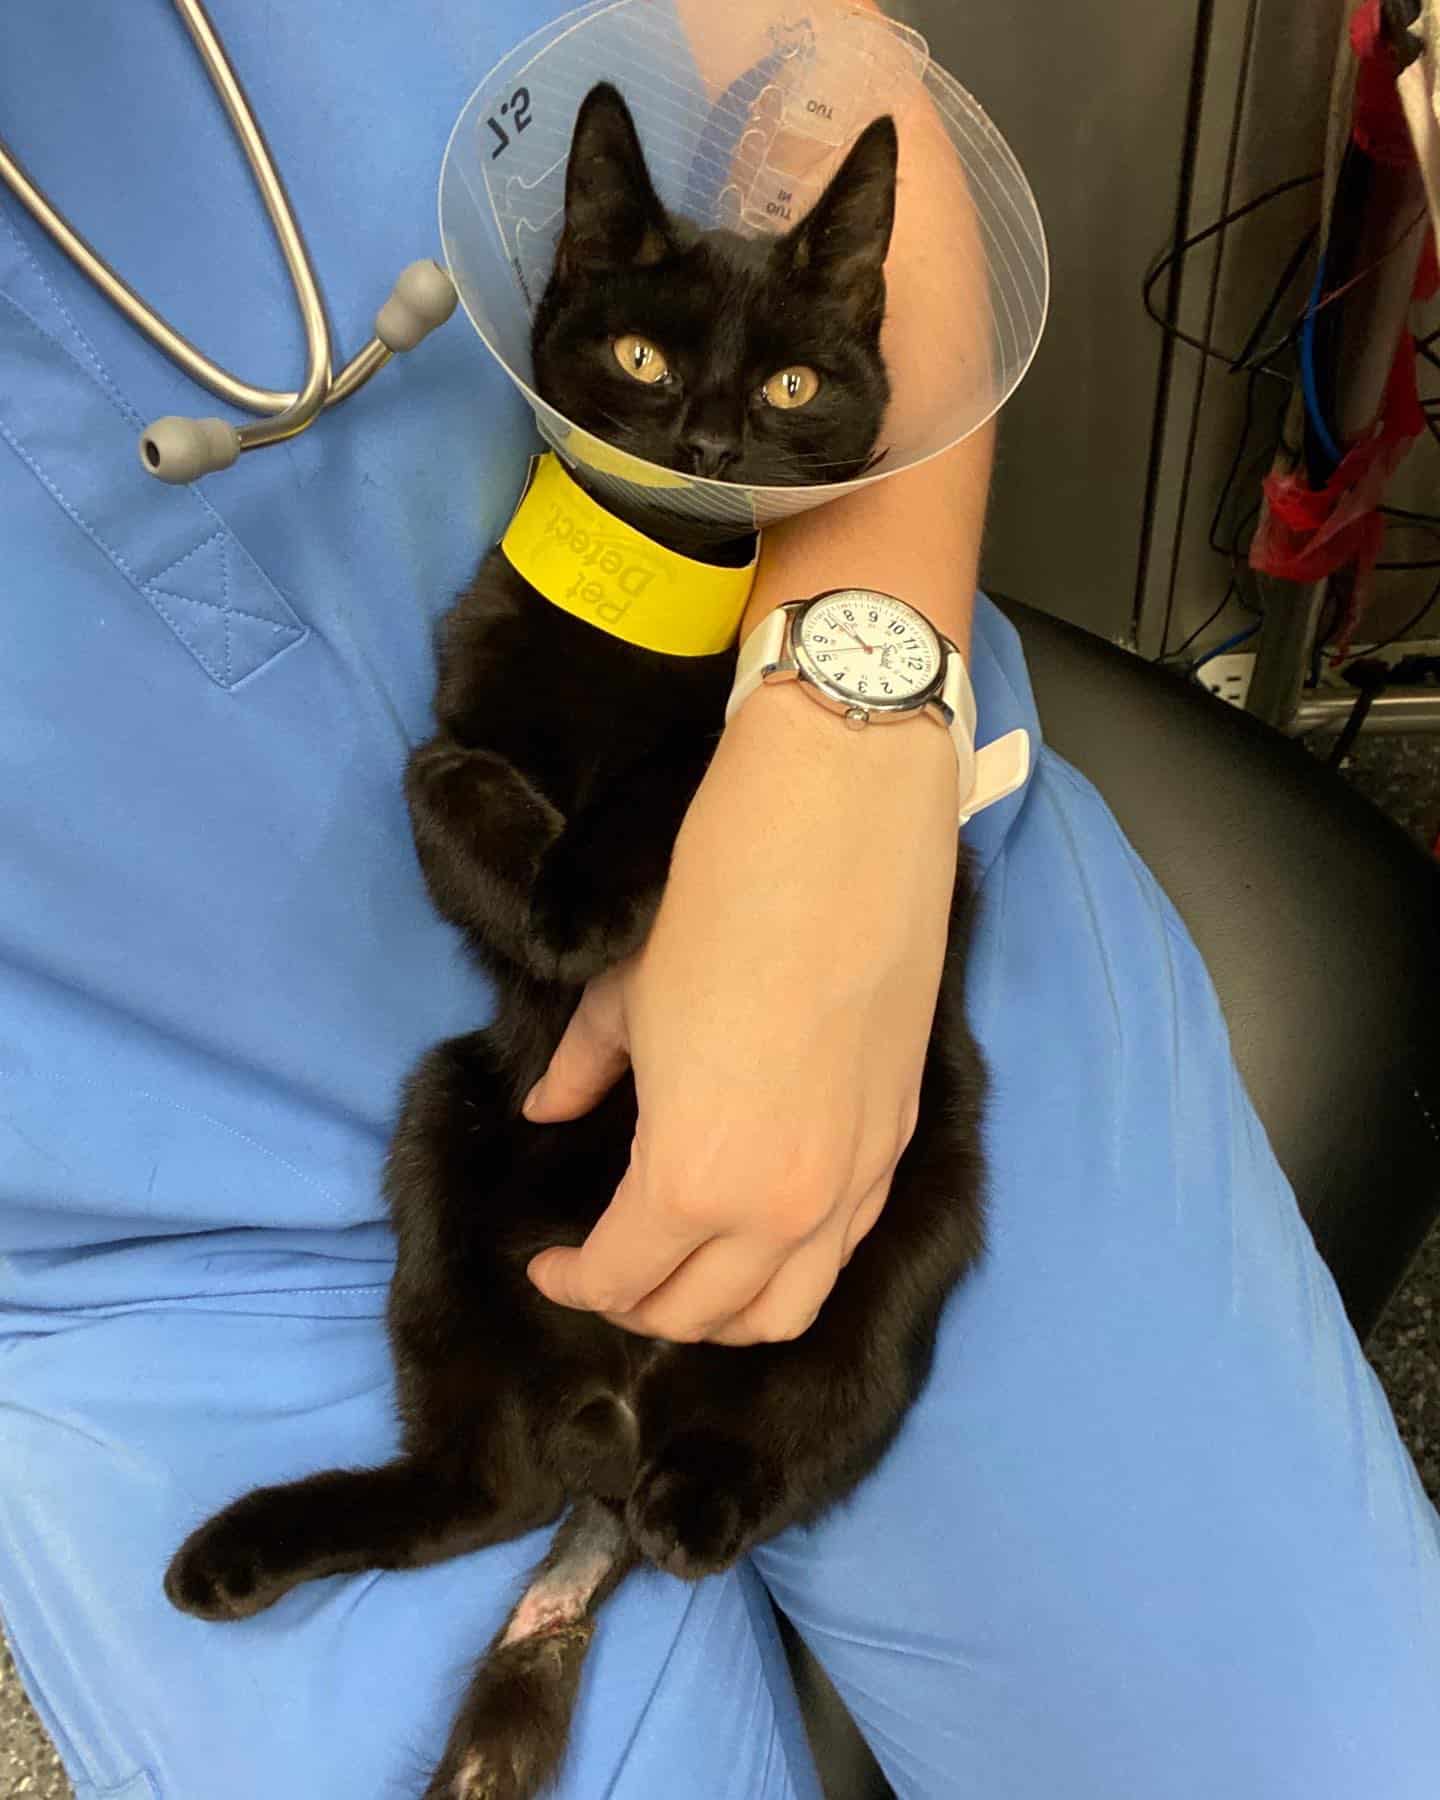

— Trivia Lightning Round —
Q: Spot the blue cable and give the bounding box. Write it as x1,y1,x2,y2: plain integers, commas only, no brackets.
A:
1191,621,1261,674
1299,263,1344,471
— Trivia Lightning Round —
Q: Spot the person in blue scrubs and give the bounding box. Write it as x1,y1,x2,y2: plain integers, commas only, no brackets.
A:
3,6,1439,1799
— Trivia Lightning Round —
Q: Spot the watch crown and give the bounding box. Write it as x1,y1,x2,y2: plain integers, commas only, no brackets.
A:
843,707,869,730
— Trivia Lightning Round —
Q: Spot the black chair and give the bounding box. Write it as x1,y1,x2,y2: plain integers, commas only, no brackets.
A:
781,596,1440,1800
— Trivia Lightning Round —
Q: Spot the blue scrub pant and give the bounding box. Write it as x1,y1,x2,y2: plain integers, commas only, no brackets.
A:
4,691,1439,1800
3,2,1439,1793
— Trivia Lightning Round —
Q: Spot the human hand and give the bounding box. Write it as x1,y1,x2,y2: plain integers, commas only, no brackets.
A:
523,678,959,1345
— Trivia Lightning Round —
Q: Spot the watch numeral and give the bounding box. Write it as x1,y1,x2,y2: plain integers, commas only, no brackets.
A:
868,609,879,623
907,658,924,670
842,608,855,623
889,621,906,635
856,677,868,694
882,680,893,694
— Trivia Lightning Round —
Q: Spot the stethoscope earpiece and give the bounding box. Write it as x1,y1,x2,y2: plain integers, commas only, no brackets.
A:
375,260,459,353
139,417,241,485
134,260,458,483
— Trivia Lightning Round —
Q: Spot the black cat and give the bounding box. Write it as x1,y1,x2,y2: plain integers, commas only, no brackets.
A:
165,84,987,1800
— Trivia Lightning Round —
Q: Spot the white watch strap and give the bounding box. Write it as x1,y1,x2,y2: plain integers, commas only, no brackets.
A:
725,605,1031,826
962,726,1031,826
724,604,792,728
943,653,1030,824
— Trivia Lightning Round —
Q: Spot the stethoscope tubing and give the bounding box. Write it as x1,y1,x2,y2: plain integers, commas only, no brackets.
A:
0,0,452,479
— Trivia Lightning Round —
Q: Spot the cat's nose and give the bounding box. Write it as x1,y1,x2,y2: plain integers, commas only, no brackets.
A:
679,433,740,479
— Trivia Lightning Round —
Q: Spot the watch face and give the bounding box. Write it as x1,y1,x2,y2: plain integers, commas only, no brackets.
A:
794,592,942,707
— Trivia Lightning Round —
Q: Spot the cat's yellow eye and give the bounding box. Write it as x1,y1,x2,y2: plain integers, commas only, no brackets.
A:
761,366,821,409
612,335,670,384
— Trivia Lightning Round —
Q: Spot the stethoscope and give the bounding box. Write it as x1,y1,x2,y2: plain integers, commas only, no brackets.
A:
0,0,458,483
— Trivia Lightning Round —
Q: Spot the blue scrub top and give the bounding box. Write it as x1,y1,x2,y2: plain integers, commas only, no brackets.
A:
0,0,1034,1305
1,0,558,1286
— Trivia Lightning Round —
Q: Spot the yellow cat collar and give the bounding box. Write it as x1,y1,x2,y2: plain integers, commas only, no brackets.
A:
500,453,757,657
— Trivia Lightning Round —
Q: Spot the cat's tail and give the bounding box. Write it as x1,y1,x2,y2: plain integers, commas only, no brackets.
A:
424,1496,638,1800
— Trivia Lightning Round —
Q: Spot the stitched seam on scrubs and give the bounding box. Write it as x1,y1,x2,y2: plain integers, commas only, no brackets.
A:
145,579,300,636
144,585,297,631
0,1069,348,1214
0,207,133,416
1042,756,1204,958
0,286,307,688
599,1580,704,1797
149,537,304,683
0,1580,105,1792
9,1284,391,1313
147,536,302,660
0,415,292,690
93,1773,161,1800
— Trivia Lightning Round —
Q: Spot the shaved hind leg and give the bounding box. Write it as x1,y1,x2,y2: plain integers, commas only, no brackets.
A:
424,1499,637,1800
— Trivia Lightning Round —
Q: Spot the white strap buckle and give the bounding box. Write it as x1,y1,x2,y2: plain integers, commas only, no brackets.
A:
959,728,1031,826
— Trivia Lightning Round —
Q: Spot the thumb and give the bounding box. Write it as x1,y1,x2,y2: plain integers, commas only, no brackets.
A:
523,968,631,1122
525,1244,587,1307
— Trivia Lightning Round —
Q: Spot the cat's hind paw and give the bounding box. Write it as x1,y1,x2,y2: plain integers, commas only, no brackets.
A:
423,1629,593,1800
626,1433,777,1579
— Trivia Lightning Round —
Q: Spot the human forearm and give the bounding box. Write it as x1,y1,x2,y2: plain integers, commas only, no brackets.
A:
745,0,995,653
743,425,994,656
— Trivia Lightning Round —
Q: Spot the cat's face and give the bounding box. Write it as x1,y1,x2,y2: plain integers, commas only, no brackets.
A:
531,83,896,487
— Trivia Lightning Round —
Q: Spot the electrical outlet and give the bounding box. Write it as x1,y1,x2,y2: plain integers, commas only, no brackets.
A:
1200,653,1255,709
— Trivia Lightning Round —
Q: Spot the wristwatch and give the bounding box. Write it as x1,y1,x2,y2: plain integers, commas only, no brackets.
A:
724,589,1031,825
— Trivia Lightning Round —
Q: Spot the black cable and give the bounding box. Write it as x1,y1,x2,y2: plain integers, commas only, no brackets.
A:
1141,172,1323,379
1144,0,1260,669
1147,205,1315,659
1379,520,1440,556
1155,0,1262,671
1139,157,1437,668
1130,0,1219,652
1337,570,1440,659
1208,373,1286,563
1229,226,1321,372
1244,203,1435,374
1206,334,1282,557
1162,581,1244,666
1327,682,1383,767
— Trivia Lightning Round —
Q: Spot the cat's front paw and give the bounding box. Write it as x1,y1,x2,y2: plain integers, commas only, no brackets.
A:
164,1493,303,1621
407,739,567,942
530,859,657,984
627,1433,777,1579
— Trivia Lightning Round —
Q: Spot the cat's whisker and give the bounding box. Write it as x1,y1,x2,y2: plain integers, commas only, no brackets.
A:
779,460,873,477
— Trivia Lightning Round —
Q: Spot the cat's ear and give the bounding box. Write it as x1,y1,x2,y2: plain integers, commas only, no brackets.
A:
557,83,672,275
779,116,898,326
